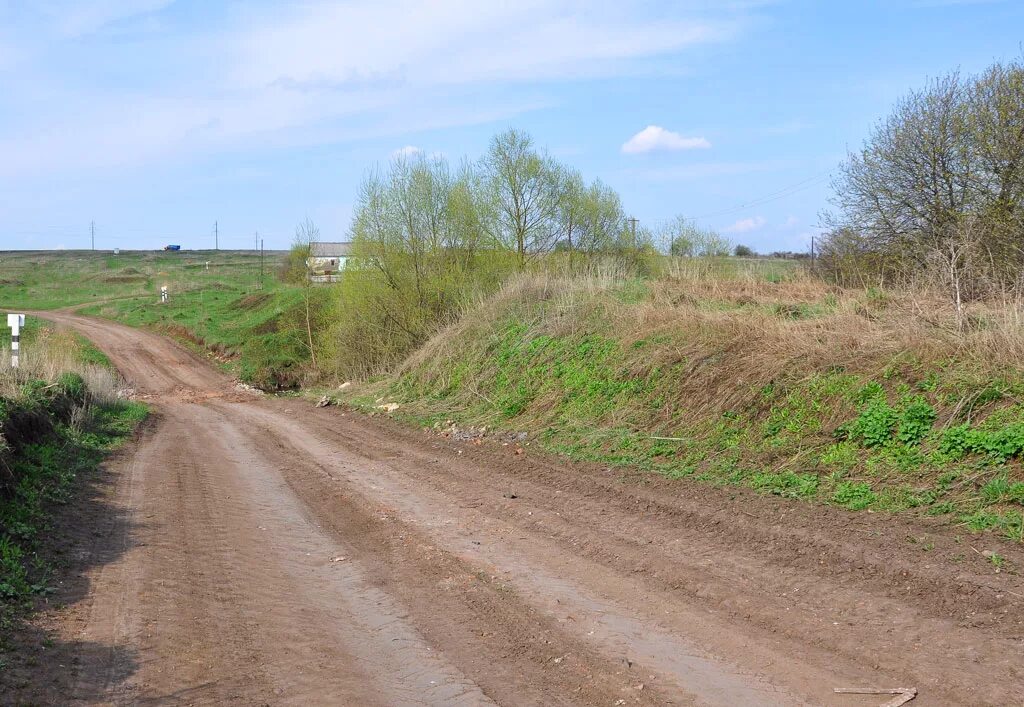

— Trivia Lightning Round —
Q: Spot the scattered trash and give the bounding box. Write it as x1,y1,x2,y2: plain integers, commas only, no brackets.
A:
376,402,400,413
234,381,264,396
330,556,346,563
338,381,352,390
315,395,332,408
833,687,917,707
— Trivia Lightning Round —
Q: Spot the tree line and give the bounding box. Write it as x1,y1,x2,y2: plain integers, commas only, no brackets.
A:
310,129,751,376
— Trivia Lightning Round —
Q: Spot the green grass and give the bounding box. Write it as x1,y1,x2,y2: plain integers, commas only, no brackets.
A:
337,285,1024,543
1,376,147,642
0,249,315,388
0,249,273,310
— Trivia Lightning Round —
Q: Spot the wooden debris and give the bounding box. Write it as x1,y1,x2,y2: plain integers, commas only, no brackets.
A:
833,687,917,707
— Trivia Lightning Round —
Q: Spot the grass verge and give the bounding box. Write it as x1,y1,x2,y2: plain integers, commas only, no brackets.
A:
0,323,148,647
336,270,1024,543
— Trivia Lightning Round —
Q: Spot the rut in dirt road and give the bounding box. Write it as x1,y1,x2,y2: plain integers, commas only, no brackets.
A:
10,311,1024,706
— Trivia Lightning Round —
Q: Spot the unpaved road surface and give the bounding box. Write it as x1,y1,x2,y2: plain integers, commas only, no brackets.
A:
5,313,1024,706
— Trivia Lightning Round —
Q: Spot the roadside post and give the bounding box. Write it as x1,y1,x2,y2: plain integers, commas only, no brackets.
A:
7,313,25,368
160,286,169,304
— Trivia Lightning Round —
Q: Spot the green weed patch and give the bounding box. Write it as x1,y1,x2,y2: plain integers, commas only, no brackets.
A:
0,377,146,641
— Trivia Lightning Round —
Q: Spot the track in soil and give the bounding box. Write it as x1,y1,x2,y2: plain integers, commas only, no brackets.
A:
5,312,1024,706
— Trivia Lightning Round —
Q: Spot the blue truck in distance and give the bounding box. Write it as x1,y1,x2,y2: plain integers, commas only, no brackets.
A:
163,245,181,251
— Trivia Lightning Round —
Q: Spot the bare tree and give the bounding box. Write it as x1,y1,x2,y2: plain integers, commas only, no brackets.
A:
823,58,1024,285
479,129,562,270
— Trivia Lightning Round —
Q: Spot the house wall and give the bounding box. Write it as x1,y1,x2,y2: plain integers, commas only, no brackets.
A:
307,255,349,272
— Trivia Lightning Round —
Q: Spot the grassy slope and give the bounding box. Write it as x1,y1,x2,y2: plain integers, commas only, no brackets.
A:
341,270,1024,545
0,250,309,388
1,322,148,639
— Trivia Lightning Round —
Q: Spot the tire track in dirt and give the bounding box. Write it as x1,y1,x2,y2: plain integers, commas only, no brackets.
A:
257,404,1024,705
227,401,811,706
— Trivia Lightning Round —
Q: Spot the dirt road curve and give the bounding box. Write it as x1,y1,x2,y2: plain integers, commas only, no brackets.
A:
7,313,1024,706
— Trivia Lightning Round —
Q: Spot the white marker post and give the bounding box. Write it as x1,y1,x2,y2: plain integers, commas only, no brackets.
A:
7,313,25,368
160,286,169,304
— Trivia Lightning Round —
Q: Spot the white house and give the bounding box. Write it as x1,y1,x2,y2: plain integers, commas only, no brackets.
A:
306,241,353,273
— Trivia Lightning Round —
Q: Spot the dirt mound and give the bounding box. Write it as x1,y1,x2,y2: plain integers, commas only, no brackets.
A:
235,293,271,310
159,324,206,348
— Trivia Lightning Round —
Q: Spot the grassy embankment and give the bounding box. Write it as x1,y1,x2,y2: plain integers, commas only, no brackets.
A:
0,250,309,388
0,319,147,641
339,261,1024,545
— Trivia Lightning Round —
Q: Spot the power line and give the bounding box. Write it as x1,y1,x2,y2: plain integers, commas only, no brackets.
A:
687,172,831,222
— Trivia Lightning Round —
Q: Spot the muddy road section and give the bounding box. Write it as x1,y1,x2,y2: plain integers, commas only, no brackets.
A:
6,312,1023,705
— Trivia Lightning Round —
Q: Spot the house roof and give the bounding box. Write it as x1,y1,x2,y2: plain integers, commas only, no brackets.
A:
309,241,353,257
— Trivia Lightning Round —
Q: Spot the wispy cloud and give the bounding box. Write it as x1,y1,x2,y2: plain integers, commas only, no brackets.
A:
230,2,733,90
0,1,750,179
622,160,790,182
621,125,710,154
723,216,766,233
35,0,176,37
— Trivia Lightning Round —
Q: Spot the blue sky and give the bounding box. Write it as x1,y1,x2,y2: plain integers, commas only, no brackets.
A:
0,0,1021,252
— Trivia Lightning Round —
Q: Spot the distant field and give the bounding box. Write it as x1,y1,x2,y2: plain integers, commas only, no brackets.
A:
0,249,311,387
0,249,283,310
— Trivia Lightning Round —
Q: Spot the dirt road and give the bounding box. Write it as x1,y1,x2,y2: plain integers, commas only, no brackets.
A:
6,313,1024,705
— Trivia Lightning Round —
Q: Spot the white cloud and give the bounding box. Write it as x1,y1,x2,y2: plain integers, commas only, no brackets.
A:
621,125,710,154
781,215,800,228
390,145,422,158
723,216,766,233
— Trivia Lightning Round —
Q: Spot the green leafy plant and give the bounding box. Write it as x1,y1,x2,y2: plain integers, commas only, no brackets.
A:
832,481,876,510
847,398,898,447
896,396,936,444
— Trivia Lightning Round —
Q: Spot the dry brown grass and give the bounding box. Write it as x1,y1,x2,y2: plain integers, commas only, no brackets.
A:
0,327,122,405
399,264,1024,427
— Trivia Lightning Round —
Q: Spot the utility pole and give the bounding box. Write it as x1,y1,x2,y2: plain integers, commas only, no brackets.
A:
215,220,219,251
627,217,639,249
260,239,264,277
91,220,95,251
810,234,816,270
